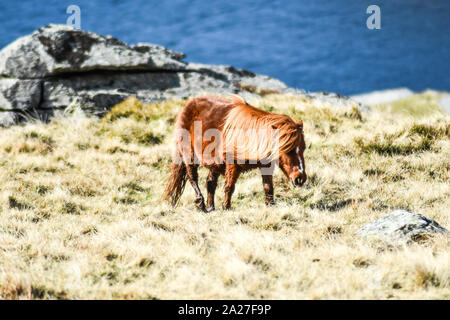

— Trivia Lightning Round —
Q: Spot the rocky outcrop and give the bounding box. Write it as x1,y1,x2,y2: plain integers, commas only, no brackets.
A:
0,24,186,78
0,24,302,126
355,210,449,244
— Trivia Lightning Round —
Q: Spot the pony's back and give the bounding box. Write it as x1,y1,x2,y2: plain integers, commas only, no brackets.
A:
223,97,300,161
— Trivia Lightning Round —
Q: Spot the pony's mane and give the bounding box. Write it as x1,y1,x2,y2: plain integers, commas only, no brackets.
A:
223,95,300,161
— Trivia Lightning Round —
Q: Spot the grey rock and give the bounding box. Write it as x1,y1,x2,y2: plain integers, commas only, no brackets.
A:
39,70,241,115
355,210,449,244
0,78,42,110
186,63,297,95
0,111,18,127
133,42,186,61
0,24,186,78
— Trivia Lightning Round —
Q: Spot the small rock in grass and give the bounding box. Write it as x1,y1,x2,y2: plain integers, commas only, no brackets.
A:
355,209,448,244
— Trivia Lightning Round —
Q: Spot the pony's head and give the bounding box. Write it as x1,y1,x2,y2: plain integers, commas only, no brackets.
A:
278,120,307,187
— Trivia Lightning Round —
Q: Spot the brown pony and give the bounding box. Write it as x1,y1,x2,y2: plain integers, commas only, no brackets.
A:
163,95,306,211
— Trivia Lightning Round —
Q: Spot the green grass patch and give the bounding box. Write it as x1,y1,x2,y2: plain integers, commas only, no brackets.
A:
103,96,185,123
372,91,443,117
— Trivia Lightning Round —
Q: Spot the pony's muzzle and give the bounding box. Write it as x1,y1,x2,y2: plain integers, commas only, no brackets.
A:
292,175,306,187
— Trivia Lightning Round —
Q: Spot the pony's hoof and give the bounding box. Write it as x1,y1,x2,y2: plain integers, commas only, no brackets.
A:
206,206,215,212
197,206,207,213
194,197,206,212
195,203,207,212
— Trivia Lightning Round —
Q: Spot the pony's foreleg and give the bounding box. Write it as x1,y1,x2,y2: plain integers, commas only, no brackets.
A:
223,165,241,210
185,164,207,212
205,169,220,212
261,173,275,206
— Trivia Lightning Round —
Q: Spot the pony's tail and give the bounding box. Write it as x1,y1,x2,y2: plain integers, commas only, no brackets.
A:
162,162,187,206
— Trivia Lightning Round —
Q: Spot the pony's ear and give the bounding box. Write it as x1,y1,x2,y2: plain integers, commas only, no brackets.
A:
296,120,303,130
230,94,248,105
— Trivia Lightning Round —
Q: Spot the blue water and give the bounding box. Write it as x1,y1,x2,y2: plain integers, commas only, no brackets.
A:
1,0,449,95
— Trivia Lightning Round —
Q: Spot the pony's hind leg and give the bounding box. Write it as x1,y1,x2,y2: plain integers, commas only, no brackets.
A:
185,164,207,212
205,169,220,212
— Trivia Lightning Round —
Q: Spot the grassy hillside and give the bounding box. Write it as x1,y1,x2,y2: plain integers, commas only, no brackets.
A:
371,91,445,117
0,93,449,299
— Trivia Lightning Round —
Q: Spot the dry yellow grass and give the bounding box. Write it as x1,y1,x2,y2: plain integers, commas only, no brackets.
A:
0,94,449,299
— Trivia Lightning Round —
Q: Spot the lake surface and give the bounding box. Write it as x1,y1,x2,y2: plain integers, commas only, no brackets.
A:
1,0,449,95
